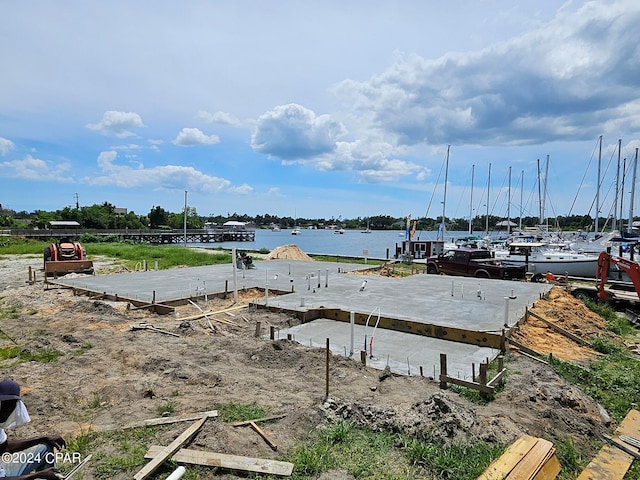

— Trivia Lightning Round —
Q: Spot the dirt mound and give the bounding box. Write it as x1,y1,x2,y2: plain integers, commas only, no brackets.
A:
511,287,616,363
266,244,314,261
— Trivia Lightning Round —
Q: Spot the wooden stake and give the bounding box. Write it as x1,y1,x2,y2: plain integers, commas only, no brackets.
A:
231,413,287,427
325,338,330,398
250,421,278,451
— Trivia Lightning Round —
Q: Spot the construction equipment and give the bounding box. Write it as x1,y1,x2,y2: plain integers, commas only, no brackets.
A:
587,251,640,308
43,238,94,276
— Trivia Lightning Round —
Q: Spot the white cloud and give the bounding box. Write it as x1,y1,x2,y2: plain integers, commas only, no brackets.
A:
0,137,15,155
251,103,346,159
0,155,72,182
87,150,242,194
197,110,243,127
331,0,640,147
172,128,220,146
87,111,144,138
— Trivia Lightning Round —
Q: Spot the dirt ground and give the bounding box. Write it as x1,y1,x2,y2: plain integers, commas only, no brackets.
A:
0,248,636,479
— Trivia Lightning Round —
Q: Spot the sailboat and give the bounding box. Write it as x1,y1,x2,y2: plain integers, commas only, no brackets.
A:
361,219,372,233
291,209,301,235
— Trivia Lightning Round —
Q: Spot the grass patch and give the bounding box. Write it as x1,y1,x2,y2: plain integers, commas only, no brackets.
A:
0,239,232,270
554,436,586,480
0,345,64,364
157,401,176,416
405,437,504,480
0,300,20,320
281,421,501,479
218,402,268,422
549,349,640,422
583,299,636,336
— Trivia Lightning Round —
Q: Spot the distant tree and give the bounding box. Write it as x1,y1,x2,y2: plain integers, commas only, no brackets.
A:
149,206,169,229
167,207,201,229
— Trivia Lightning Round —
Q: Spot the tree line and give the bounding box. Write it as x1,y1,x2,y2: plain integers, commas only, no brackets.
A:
0,202,608,232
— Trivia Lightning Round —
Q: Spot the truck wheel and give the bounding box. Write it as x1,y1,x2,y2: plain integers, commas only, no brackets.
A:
426,264,437,274
475,271,489,279
573,290,596,302
43,246,52,267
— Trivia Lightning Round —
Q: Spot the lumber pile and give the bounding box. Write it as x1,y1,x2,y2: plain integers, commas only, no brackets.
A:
133,412,293,479
576,408,640,480
477,435,560,480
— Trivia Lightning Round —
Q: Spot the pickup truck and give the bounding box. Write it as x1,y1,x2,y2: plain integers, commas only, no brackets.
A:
426,248,527,280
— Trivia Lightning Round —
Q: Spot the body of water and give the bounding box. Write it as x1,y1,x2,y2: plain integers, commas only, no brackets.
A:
194,228,475,259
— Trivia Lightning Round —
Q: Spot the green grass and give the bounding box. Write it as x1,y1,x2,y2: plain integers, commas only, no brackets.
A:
218,401,268,422
0,345,64,364
583,299,637,336
549,348,640,423
0,238,232,270
276,420,502,480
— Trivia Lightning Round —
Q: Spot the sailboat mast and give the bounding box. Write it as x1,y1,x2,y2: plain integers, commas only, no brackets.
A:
629,148,638,233
544,155,549,230
519,170,524,231
537,159,542,225
507,166,512,235
469,164,474,234
596,135,602,233
486,163,491,234
620,157,626,232
614,138,621,231
442,145,450,238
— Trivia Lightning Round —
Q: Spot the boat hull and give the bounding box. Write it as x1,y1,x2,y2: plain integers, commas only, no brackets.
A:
495,253,598,278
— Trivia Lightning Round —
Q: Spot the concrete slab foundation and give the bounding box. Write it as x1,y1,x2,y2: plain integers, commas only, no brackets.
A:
52,259,552,378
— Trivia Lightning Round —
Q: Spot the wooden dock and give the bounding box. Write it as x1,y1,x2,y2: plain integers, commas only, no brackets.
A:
9,227,255,244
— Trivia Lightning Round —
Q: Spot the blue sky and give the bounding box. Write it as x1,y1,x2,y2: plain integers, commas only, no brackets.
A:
1,1,640,224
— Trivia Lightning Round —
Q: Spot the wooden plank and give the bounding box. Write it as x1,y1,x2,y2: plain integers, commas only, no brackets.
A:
487,368,507,388
129,410,218,429
250,421,278,450
532,455,561,480
134,415,208,480
506,437,554,479
439,374,495,394
179,304,248,322
527,310,590,346
477,435,539,479
231,413,287,427
309,308,506,349
145,446,294,476
604,435,640,459
45,260,94,274
576,409,640,480
92,410,218,432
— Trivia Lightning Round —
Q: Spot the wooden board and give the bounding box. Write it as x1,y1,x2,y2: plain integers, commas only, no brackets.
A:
145,445,294,476
477,435,538,479
134,416,208,480
506,437,554,479
45,260,94,275
576,408,640,480
532,455,561,480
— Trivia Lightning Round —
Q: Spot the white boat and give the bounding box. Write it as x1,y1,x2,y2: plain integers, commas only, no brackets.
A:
493,241,600,280
291,227,301,235
334,228,345,234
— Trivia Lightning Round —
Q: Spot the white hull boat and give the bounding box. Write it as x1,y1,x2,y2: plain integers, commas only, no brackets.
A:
493,242,601,280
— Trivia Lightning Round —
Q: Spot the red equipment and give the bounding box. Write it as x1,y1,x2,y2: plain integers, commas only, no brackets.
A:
596,251,640,301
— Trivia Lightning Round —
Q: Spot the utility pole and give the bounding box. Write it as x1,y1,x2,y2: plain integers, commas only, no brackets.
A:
183,191,188,247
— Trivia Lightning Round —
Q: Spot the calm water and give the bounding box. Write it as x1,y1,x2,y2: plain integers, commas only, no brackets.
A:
194,228,474,259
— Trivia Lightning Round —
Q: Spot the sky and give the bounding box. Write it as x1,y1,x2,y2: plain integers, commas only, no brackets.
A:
2,1,640,224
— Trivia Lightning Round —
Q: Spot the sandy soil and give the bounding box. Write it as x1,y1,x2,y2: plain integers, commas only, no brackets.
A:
0,248,632,479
